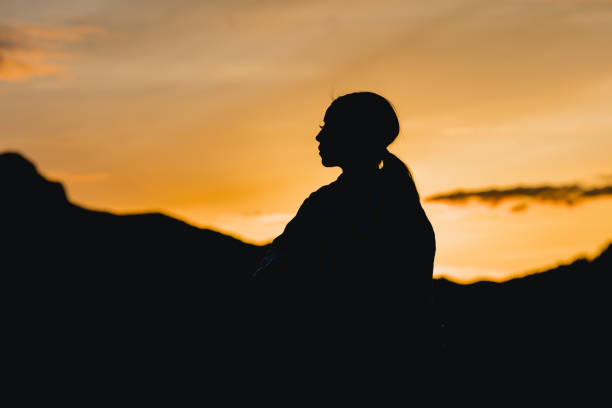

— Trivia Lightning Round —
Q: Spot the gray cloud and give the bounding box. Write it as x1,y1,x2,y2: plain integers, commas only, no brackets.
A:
427,183,612,210
0,23,103,81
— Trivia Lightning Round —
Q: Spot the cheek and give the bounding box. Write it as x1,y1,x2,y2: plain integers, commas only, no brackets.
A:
321,146,342,159
319,147,339,162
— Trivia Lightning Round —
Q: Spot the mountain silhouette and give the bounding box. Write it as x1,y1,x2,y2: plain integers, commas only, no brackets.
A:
2,151,264,278
3,151,610,388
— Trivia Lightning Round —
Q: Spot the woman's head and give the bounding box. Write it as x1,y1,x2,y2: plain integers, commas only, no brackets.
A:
316,92,400,169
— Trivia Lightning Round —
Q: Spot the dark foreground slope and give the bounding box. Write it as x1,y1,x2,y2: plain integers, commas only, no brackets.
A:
2,151,611,388
434,243,611,373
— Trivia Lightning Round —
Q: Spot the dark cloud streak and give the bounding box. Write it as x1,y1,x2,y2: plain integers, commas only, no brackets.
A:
427,183,612,210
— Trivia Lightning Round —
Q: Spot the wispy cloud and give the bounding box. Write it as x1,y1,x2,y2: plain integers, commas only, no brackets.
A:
16,24,104,42
0,23,104,82
0,50,60,81
427,183,612,211
597,173,612,182
47,170,110,183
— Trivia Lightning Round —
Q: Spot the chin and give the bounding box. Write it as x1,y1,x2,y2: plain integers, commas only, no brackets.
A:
321,159,338,167
319,152,339,167
321,161,332,167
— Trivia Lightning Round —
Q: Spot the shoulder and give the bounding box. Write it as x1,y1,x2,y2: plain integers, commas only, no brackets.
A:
268,179,340,250
280,178,340,229
314,176,341,196
301,179,340,206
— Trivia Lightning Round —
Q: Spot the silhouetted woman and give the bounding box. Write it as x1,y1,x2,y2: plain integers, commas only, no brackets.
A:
250,91,436,382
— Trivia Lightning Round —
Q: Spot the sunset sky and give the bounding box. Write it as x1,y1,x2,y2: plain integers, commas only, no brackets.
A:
2,0,611,282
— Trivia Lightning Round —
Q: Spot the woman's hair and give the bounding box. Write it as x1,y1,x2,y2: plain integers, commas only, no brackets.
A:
327,91,420,199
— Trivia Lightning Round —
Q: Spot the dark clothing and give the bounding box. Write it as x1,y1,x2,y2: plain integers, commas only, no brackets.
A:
250,167,436,382
253,167,435,300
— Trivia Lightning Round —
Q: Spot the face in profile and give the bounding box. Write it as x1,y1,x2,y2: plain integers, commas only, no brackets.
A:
315,108,374,169
315,112,345,167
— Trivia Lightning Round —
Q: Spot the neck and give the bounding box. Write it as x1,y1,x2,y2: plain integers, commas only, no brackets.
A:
340,162,381,179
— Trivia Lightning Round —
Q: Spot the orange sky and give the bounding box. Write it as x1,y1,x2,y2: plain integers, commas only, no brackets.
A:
2,0,611,282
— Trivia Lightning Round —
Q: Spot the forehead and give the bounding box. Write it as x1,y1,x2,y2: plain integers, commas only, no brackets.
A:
323,100,353,122
323,107,355,128
323,105,338,122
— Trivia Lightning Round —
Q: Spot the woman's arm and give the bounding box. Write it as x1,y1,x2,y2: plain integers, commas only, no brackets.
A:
250,191,322,282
